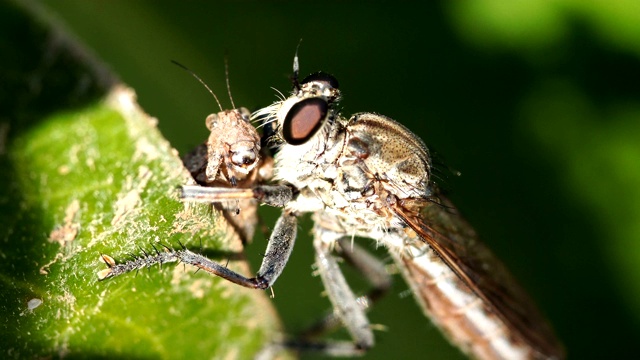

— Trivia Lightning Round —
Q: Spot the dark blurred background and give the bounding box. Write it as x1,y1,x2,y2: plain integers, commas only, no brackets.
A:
42,1,640,359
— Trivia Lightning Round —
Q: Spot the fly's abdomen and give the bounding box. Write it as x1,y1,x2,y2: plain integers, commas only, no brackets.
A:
391,242,536,360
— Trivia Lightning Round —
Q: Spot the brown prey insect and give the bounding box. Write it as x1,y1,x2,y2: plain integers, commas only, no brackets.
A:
177,61,272,243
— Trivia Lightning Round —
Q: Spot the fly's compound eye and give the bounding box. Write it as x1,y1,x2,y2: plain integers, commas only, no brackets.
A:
282,98,328,145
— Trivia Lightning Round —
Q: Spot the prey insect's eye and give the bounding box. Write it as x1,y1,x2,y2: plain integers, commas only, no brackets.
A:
301,71,339,89
282,98,328,145
231,151,257,166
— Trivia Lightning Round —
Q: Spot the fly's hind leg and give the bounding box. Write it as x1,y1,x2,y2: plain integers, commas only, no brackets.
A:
289,236,375,356
337,238,393,303
300,237,393,341
279,228,394,357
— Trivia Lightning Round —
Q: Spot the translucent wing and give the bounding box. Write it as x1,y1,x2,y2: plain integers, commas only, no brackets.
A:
391,195,564,359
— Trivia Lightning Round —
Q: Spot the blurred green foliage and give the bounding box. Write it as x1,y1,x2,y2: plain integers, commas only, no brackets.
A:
6,0,640,359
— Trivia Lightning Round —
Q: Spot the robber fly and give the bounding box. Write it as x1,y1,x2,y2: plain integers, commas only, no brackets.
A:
246,59,564,358
99,55,564,359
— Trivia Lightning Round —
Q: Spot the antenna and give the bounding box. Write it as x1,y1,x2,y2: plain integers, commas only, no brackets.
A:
224,54,236,109
171,60,223,112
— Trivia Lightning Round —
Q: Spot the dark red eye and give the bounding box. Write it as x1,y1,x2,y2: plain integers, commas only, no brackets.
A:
282,98,328,145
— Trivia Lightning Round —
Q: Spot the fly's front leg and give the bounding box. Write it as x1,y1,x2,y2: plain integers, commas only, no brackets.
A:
178,183,297,287
180,184,294,207
253,210,297,287
98,243,268,289
99,208,297,291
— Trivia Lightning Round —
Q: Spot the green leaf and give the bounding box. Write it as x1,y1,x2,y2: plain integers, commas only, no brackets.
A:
0,1,282,358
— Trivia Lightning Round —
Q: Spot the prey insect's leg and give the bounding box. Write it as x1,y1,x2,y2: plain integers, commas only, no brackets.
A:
98,209,298,290
301,238,393,339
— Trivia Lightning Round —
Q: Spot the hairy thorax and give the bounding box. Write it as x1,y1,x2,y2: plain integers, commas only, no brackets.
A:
275,113,432,240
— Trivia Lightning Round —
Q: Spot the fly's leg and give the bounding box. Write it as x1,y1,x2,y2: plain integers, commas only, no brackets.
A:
305,237,376,354
336,238,393,303
253,210,297,286
98,206,297,291
180,184,294,208
259,236,379,357
300,237,392,339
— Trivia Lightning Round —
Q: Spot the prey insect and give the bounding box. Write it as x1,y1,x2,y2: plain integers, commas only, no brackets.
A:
177,60,272,243
99,55,564,359
98,60,270,282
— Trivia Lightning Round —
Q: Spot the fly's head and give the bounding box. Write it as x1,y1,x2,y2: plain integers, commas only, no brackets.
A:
254,72,341,147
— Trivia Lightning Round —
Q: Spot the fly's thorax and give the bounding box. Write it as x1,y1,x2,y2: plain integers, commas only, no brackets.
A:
276,113,429,237
309,112,432,214
344,113,431,198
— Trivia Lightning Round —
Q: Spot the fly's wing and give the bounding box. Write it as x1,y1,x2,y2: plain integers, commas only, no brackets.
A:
392,196,564,359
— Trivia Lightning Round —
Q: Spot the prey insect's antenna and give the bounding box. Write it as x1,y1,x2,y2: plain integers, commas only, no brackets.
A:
292,39,303,91
171,60,224,112
224,54,236,109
